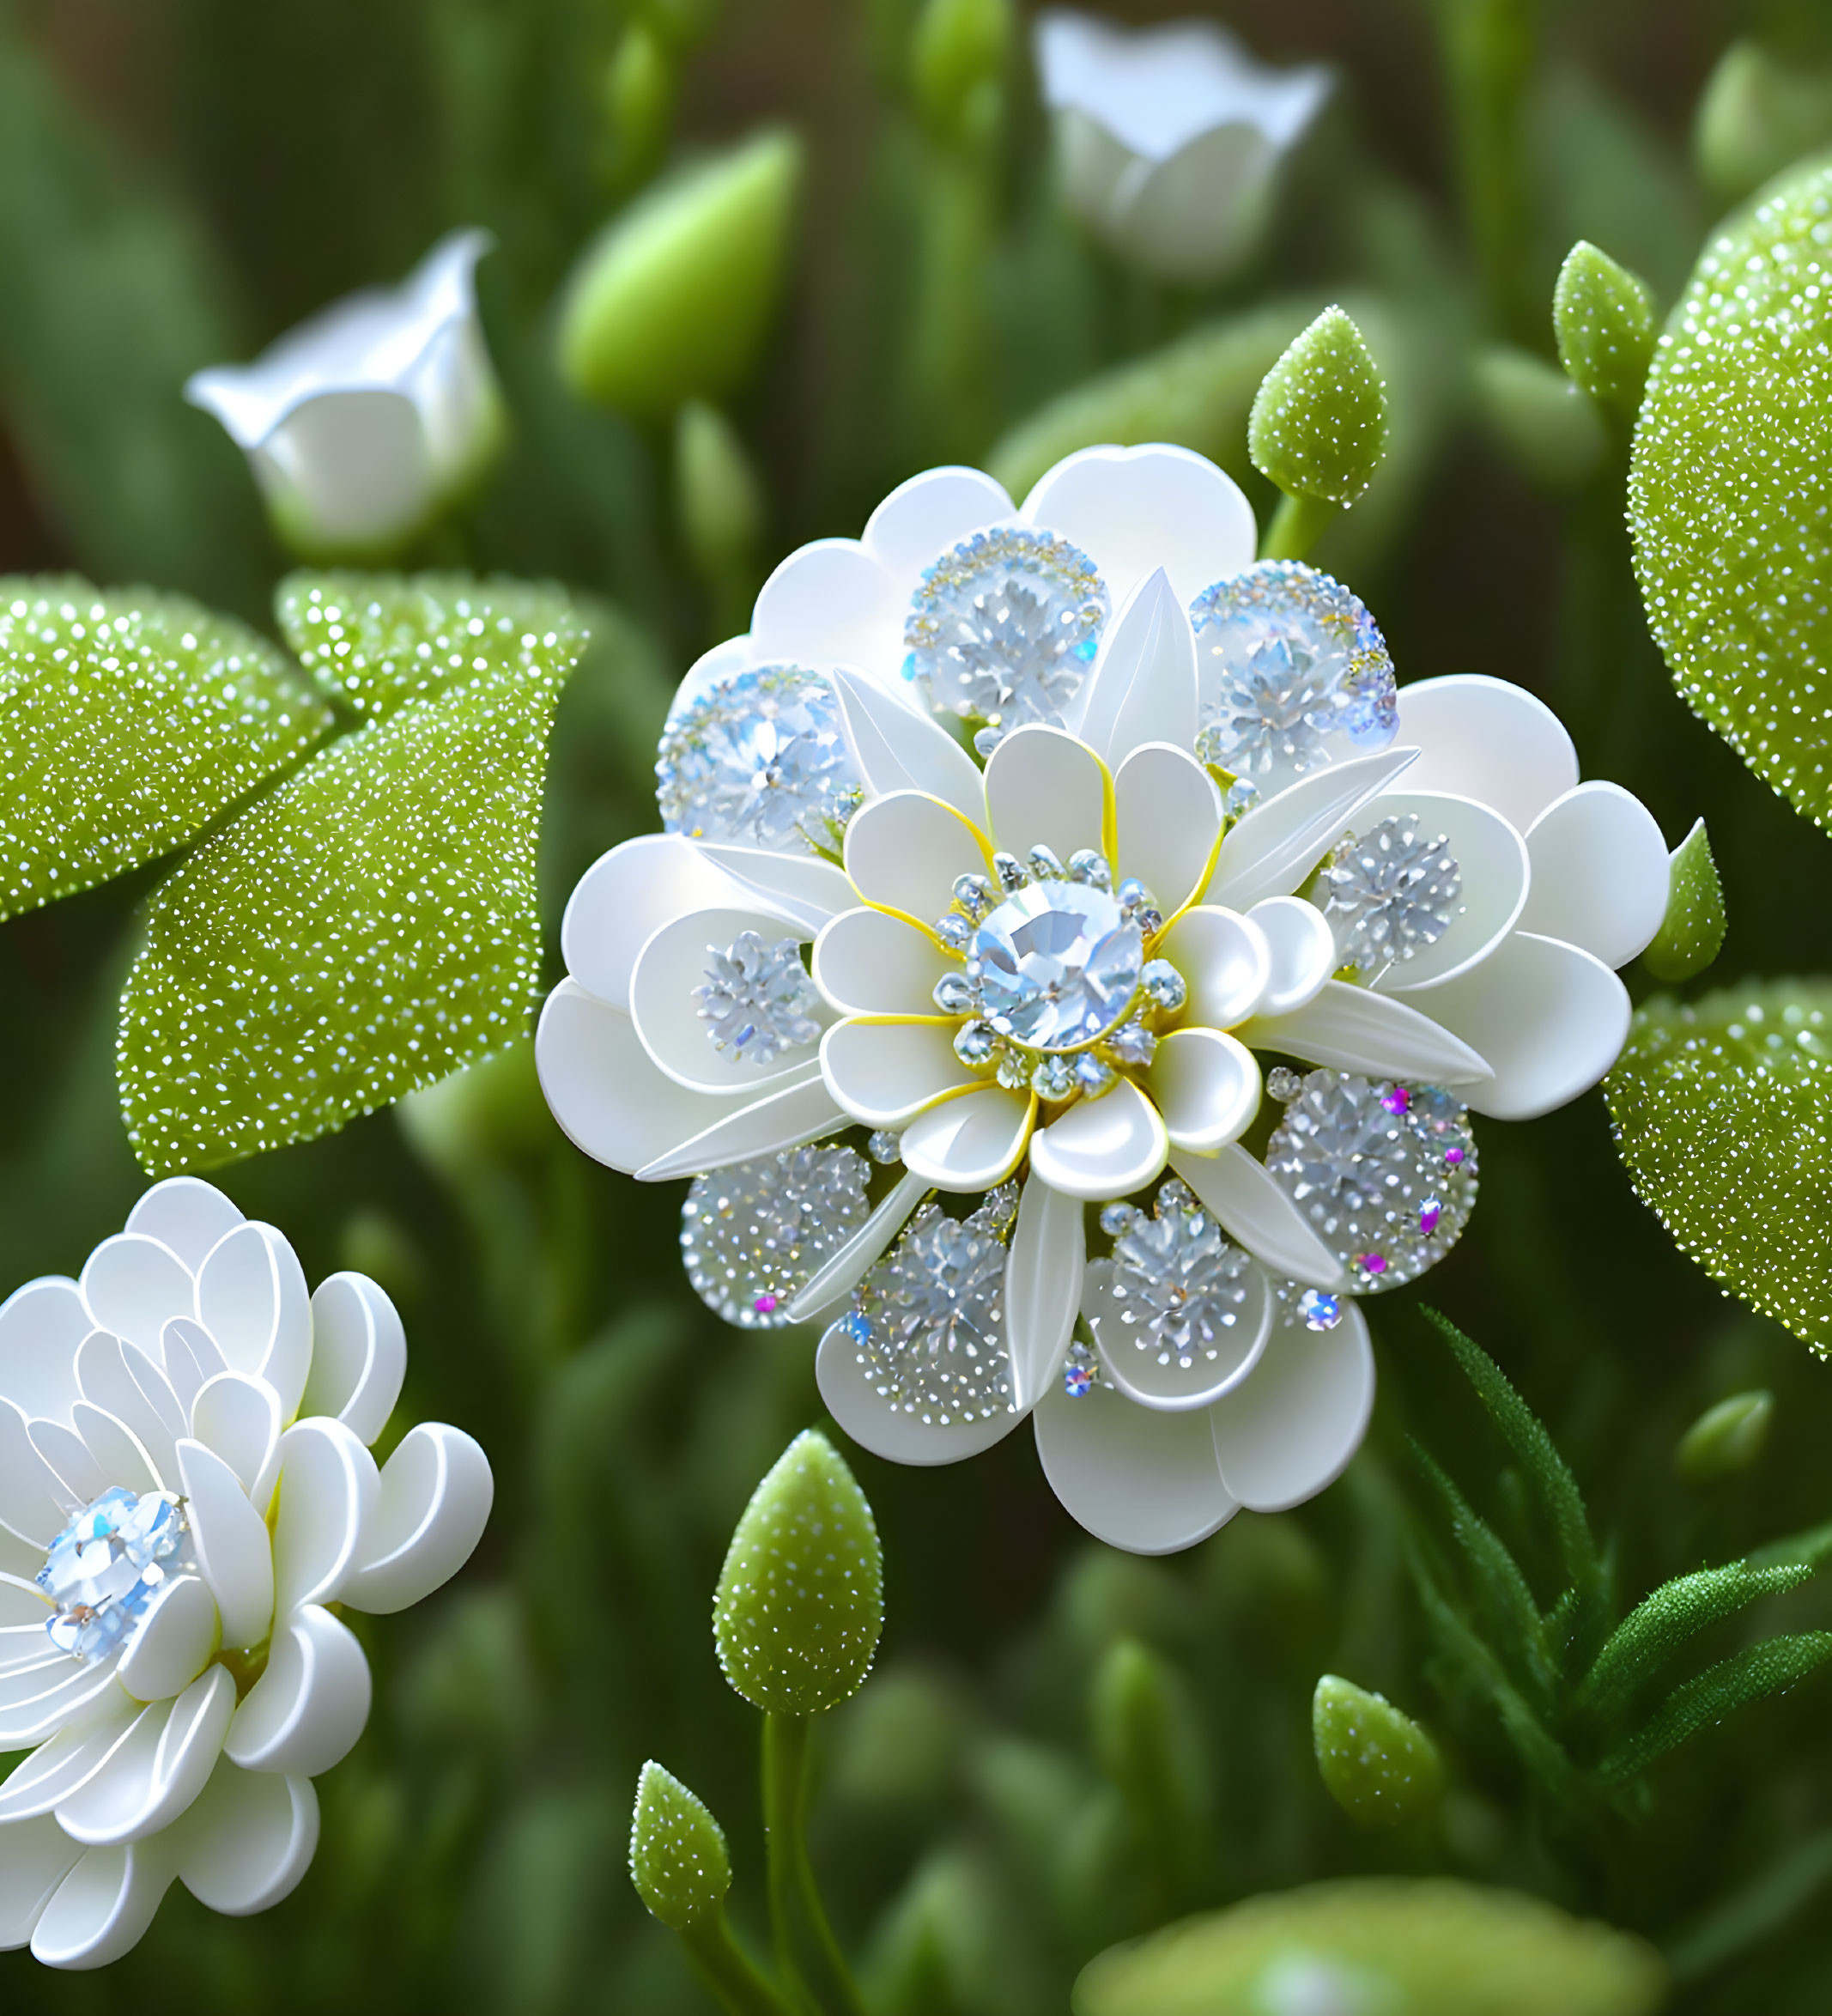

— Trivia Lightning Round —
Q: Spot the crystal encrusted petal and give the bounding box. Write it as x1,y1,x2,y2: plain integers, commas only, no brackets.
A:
693,930,823,1066
681,1145,872,1327
1319,811,1464,975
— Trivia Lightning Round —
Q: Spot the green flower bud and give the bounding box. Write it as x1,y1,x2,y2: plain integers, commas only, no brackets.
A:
1677,1390,1774,1482
1313,1675,1445,1830
1553,241,1657,418
1248,305,1389,507
674,401,763,586
601,24,676,191
714,1430,883,1715
1695,41,1832,209
1642,817,1727,982
911,0,1012,143
1473,346,1607,492
629,1761,732,1930
558,127,803,424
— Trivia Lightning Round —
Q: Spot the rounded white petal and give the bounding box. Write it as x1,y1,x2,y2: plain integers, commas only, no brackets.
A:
562,835,755,1014
54,1667,235,1846
630,904,828,1091
785,1170,930,1323
691,844,856,934
861,464,1014,576
225,1603,371,1777
1113,743,1222,920
1028,1079,1169,1199
1157,905,1271,1030
270,1418,379,1617
1005,1175,1088,1411
1210,745,1420,913
1119,125,1277,282
844,790,991,921
814,907,955,1017
159,1317,227,1421
177,1761,318,1916
1085,1254,1273,1410
750,537,903,683
74,1403,160,1497
1211,1296,1374,1510
1241,980,1493,1088
981,723,1111,864
821,1018,978,1126
901,1088,1034,1192
1033,1383,1237,1554
1422,930,1630,1120
189,1374,281,1509
1149,1028,1260,1151
0,1398,76,1546
178,1438,275,1653
29,1835,176,1971
300,1273,406,1448
1169,1144,1349,1290
0,1815,82,1949
1246,896,1336,1015
75,1333,181,1489
0,1278,89,1427
0,1703,142,1823
634,1066,842,1181
1357,790,1530,993
339,1422,493,1615
116,1575,219,1704
816,1321,1022,1466
195,1223,312,1421
1394,673,1579,835
124,1179,244,1275
27,1420,103,1505
1073,568,1199,763
827,664,986,819
77,1235,194,1360
1020,443,1257,609
1520,780,1669,969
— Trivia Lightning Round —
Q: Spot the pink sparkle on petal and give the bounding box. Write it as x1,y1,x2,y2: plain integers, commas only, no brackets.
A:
754,1292,779,1315
1360,1252,1387,1275
1381,1086,1410,1115
1444,1146,1465,1165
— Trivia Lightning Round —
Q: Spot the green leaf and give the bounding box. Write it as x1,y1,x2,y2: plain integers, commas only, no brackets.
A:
1472,345,1608,492
1695,42,1832,208
1744,1519,1832,1574
628,1761,732,1931
1312,1675,1445,1830
1641,817,1726,982
1248,305,1390,507
1603,1632,1832,1780
1552,240,1657,416
1629,157,1832,829
1605,982,1832,1354
0,578,332,920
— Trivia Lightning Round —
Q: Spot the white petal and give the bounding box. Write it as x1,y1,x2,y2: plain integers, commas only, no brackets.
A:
0,1816,82,1949
77,1235,194,1359
300,1273,406,1447
339,1423,493,1615
1072,568,1199,763
225,1604,371,1777
816,1321,1022,1466
1086,1254,1273,1410
74,1403,159,1495
190,1374,281,1509
1156,905,1271,1030
1169,1145,1348,1289
562,835,753,1013
0,1663,128,1750
634,1066,843,1181
1005,1177,1086,1411
0,1636,66,1684
54,1668,234,1845
1211,1296,1374,1510
0,1278,89,1426
1210,746,1421,914
115,1574,218,1704
1028,1079,1168,1199
270,1418,378,1616
1020,444,1257,609
1241,981,1494,1087
75,1333,181,1487
1419,930,1630,1120
0,1400,76,1545
176,1761,318,1916
1355,790,1530,993
159,1317,227,1421
785,1170,930,1322
0,1701,140,1822
822,1018,977,1126
1119,125,1279,282
751,537,904,683
1033,1383,1237,1554
178,1438,275,1652
981,723,1109,864
30,1836,176,1970
1520,780,1669,969
828,665,986,819
861,464,1014,575
124,1179,244,1274
901,1089,1034,1192
664,635,754,729
814,907,955,1017
27,1420,103,1504
691,844,857,935
1113,744,1222,919
195,1223,312,1422
1149,1028,1260,1151
1246,896,1336,1015
630,905,829,1091
1394,673,1579,834
845,790,991,921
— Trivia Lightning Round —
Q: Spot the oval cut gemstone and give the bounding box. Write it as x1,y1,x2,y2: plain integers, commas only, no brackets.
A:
969,883,1143,1051
37,1485,193,1662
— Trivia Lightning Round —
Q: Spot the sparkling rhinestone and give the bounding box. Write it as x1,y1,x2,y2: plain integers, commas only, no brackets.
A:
657,665,863,853
992,851,1031,892
1063,1339,1100,1398
955,1020,998,1066
1264,1071,1479,1291
936,912,974,950
1266,1066,1303,1102
1106,1019,1156,1066
1382,1084,1410,1114
693,932,822,1066
1141,960,1187,1011
1028,845,1066,880
1106,1181,1252,1369
1031,1055,1075,1101
1319,813,1464,975
1117,877,1152,914
1075,1052,1117,1097
1068,849,1113,890
973,725,1004,758
933,971,977,1014
980,1180,1021,1230
903,525,1108,726
39,1487,192,1662
867,1129,903,1165
953,873,997,920
681,1145,871,1327
1445,1145,1466,1166
1221,776,1260,821
995,1046,1032,1090
971,884,1143,1051
1191,562,1398,783
1297,1288,1343,1332
1099,1201,1140,1236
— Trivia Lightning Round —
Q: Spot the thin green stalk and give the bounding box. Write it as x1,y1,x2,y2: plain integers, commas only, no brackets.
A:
762,1713,864,2016
680,1905,803,2016
1435,0,1537,343
1259,491,1338,562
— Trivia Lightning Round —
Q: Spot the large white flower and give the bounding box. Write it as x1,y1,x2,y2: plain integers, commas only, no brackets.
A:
1033,9,1332,282
0,1178,492,1968
186,229,505,560
537,444,1671,1554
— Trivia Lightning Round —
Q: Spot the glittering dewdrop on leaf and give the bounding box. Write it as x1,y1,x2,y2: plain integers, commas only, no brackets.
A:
681,1145,871,1327
1319,812,1465,976
692,930,823,1065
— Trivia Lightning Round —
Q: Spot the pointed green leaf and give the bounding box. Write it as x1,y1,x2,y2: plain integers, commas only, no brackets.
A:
1642,817,1726,982
629,1761,732,1930
1552,240,1656,416
1606,982,1832,1354
1248,305,1390,507
1744,1519,1832,1574
1603,1632,1832,1781
1676,1389,1773,1480
0,578,331,920
1313,1676,1444,1830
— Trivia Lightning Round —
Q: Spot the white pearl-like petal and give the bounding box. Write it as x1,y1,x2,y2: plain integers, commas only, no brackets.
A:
77,1236,195,1361
0,1398,77,1546
225,1604,371,1778
900,1088,1035,1192
1156,905,1272,1031
1169,1144,1348,1290
1520,780,1669,969
826,664,987,819
861,464,1014,577
821,1018,980,1127
1033,1382,1238,1553
338,1423,494,1616
845,790,992,922
195,1224,313,1424
54,1667,234,1845
785,1170,931,1324
300,1273,406,1448
814,907,955,1017
1149,1027,1261,1152
1393,673,1580,835
189,1375,282,1511
815,1322,1024,1466
1005,1175,1088,1411
1028,1078,1169,1199
0,1815,82,1949
0,1696,139,1817
123,1179,244,1275
1073,568,1199,764
1356,789,1531,993
750,536,904,684
561,834,755,1016
115,1574,219,1705
1211,1296,1374,1511
1113,742,1222,920
1208,744,1420,914
270,1419,379,1617
0,1278,89,1428
176,1761,318,1917
634,1066,843,1182
178,1437,276,1653
981,723,1110,865
1244,896,1335,1016
1241,980,1494,1088
29,1833,178,1971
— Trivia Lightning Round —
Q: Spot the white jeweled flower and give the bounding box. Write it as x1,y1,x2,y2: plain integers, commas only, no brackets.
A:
1033,9,1332,283
185,229,506,561
0,1178,493,1968
537,443,1672,1555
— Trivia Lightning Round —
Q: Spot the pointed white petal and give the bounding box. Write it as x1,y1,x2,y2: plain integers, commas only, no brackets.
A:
816,1321,1022,1465
1209,746,1421,913
1394,673,1579,834
1520,780,1669,969
821,1019,978,1126
1245,896,1335,1015
0,1816,82,1948
0,1400,77,1545
0,1624,65,1676
1028,1079,1169,1199
1353,790,1530,993
750,537,904,683
0,1278,89,1427
981,722,1109,863
27,1421,103,1505
1086,1254,1273,1410
177,1762,318,1916
178,1439,274,1653
54,1668,234,1845
74,1403,160,1495
124,1179,244,1274
1241,981,1494,1087
1113,744,1222,918
828,664,986,818
196,1223,312,1423
785,1170,931,1322
0,1663,129,1747
115,1575,218,1704
844,790,991,921
30,1836,177,1970
77,1235,195,1359
814,907,955,1017
1149,1028,1260,1151
1169,1144,1348,1289
1033,1383,1237,1554
75,1333,180,1488
634,1065,843,1181
901,1089,1034,1192
1156,905,1271,1030
861,464,1014,574
561,834,752,1014
225,1604,371,1777
1073,568,1199,765
159,1318,226,1422
1211,1296,1374,1509
689,844,857,935
270,1419,378,1616
189,1375,281,1509
338,1423,492,1615
0,1701,141,1823
1005,1178,1087,1411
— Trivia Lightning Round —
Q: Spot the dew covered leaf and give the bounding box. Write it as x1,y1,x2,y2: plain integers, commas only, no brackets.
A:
0,577,333,920
1628,159,1832,827
1605,983,1832,1352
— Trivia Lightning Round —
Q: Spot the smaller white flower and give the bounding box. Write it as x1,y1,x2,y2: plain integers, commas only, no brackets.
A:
0,1178,493,1969
186,229,505,561
1034,9,1332,282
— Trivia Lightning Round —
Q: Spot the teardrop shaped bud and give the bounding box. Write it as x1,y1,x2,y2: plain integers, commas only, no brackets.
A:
1642,817,1726,982
1248,305,1389,507
1695,40,1832,208
629,1760,732,1929
1677,1389,1774,1482
1553,240,1657,418
1312,1673,1444,1829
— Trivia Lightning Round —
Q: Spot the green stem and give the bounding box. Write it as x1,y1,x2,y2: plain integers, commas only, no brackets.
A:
1259,491,1339,562
762,1714,864,2016
1435,0,1537,342
680,1906,802,2016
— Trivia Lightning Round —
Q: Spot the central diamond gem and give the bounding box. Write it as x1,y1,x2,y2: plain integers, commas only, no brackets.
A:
37,1485,192,1663
969,884,1143,1051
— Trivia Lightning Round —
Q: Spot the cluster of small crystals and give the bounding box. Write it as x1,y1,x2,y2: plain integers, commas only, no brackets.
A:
36,1487,193,1663
1318,812,1464,975
119,586,586,1176
1097,1179,1253,1369
1264,1068,1478,1290
657,666,863,855
1189,562,1398,780
693,931,822,1065
0,580,334,920
682,1145,871,1327
931,846,1185,1103
901,527,1108,749
840,1185,1020,1422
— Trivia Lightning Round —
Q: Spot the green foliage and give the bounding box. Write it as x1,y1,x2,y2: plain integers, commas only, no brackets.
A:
0,578,331,920
629,1762,733,1931
1248,306,1391,507
910,0,1012,143
1312,1676,1445,1830
1641,817,1726,982
1676,1389,1773,1481
1606,983,1832,1353
673,403,764,594
1552,240,1656,416
1472,345,1607,490
1694,42,1832,207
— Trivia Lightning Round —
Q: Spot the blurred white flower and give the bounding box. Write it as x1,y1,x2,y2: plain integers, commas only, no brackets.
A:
1033,9,1332,282
185,229,506,561
0,1178,493,1968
